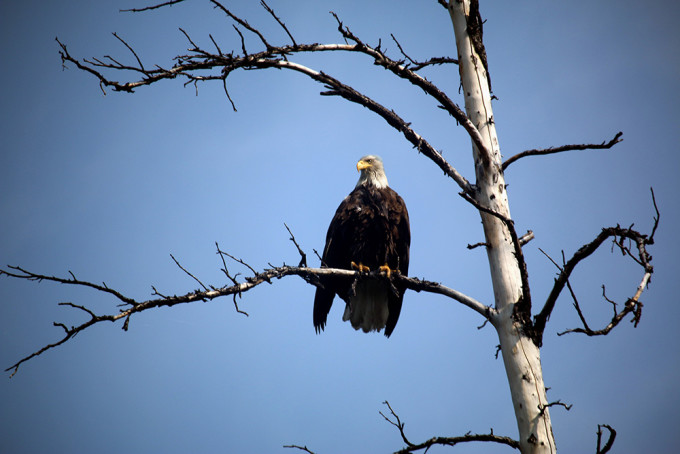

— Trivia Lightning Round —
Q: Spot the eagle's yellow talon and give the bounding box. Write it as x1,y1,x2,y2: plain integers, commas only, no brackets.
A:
351,261,371,273
378,265,392,278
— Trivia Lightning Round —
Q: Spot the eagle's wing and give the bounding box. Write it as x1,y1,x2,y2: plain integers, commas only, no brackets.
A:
385,190,410,337
313,193,355,333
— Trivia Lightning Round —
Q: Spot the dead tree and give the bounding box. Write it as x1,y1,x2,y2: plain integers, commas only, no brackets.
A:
1,1,658,453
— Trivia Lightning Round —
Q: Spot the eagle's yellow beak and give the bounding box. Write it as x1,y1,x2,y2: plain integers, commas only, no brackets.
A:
357,160,371,171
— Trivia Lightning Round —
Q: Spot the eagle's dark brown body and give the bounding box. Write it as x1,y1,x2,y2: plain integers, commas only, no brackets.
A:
313,156,410,337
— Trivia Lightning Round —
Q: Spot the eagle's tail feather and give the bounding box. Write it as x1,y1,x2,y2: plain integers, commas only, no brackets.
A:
344,280,389,333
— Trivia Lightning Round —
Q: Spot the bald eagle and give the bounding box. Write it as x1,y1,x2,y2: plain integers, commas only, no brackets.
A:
313,155,410,337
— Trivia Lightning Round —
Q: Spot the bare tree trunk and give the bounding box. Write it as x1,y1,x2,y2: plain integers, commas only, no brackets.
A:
447,1,557,452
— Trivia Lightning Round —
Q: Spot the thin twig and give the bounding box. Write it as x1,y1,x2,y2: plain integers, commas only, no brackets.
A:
170,253,209,291
210,0,272,50
120,0,186,13
283,445,315,454
112,32,145,71
0,265,137,306
390,33,458,71
260,0,297,47
284,223,307,267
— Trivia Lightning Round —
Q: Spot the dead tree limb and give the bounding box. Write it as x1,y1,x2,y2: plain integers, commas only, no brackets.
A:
380,401,520,453
2,248,493,377
596,424,617,454
120,0,187,13
501,132,623,171
55,1,481,193
533,189,658,346
283,445,316,454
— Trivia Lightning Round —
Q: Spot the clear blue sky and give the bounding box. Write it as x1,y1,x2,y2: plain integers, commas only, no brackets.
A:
1,1,679,453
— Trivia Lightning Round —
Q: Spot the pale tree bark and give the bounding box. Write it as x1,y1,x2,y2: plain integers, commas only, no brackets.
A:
447,1,556,452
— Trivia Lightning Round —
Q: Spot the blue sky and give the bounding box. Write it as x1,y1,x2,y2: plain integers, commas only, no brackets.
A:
1,1,679,453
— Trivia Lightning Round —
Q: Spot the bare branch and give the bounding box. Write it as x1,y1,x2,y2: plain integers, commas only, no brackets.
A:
2,301,118,378
467,241,488,250
283,445,315,454
398,275,492,318
329,12,490,167
0,265,137,306
55,8,482,193
379,401,413,448
210,0,273,50
519,230,535,246
390,34,417,66
380,401,520,453
390,33,458,71
59,302,98,319
260,0,297,47
120,0,186,13
538,399,572,416
556,270,650,338
533,190,657,346
284,223,307,268
112,32,145,72
170,253,209,292
2,258,492,376
215,242,239,285
502,132,623,171
649,187,660,242
232,24,247,55
471,230,531,251
217,250,258,277
281,61,471,192
596,424,617,454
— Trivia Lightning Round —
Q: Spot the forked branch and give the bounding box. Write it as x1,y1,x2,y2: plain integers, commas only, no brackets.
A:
533,189,658,346
380,401,519,453
596,424,617,454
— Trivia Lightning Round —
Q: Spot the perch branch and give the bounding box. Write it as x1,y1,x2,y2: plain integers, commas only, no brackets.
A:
2,248,492,376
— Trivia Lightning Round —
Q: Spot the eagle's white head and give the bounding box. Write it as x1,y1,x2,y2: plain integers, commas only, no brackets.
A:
355,155,389,189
